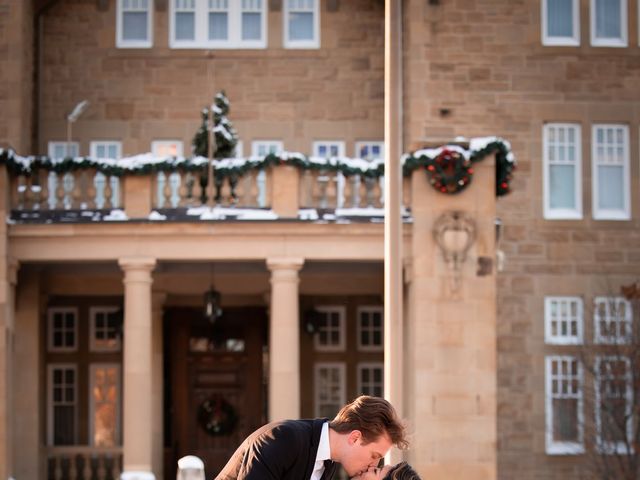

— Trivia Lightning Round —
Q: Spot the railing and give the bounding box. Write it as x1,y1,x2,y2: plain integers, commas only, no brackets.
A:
299,170,385,209
46,446,122,480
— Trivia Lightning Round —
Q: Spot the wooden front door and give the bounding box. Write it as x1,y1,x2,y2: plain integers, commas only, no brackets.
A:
167,307,266,478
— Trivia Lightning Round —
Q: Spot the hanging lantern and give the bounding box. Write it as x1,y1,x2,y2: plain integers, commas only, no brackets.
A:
203,287,222,324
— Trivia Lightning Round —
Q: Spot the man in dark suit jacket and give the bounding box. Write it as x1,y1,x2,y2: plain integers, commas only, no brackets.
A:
215,396,408,480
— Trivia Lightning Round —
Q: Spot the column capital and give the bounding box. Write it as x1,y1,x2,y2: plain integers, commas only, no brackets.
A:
266,257,304,272
118,257,157,272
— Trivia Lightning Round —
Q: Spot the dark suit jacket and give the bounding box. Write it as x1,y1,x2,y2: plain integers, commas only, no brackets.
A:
215,418,337,480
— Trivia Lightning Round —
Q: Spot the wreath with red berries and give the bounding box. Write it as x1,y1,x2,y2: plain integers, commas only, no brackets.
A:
425,148,474,195
197,396,238,436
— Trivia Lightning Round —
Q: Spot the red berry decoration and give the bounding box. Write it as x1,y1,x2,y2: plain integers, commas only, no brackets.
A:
425,148,474,195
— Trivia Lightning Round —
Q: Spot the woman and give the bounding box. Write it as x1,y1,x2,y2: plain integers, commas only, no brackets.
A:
353,462,421,480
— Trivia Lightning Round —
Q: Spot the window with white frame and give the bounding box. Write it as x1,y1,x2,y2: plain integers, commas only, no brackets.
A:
170,0,267,48
314,362,346,418
594,297,632,344
595,356,633,454
90,364,122,447
152,140,184,158
542,0,580,45
117,0,153,48
284,0,320,48
251,140,283,157
591,124,630,220
47,364,77,446
90,141,122,160
358,362,384,398
48,308,78,353
546,356,584,454
545,297,583,345
591,0,628,47
90,307,122,352
313,141,345,158
355,141,384,161
313,306,346,352
48,142,79,159
357,306,383,351
543,123,582,219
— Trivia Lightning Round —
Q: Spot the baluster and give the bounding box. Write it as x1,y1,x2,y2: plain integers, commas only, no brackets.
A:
16,176,27,210
96,455,107,480
229,174,239,205
110,176,121,209
47,172,59,209
349,175,360,208
234,174,247,206
364,177,377,207
214,175,225,205
156,172,166,208
316,170,329,209
169,171,181,208
112,454,122,480
103,175,113,209
379,176,385,206
257,169,267,207
94,171,107,209
86,169,98,209
62,172,75,209
335,172,345,209
74,170,89,210
82,453,92,480
299,170,312,208
183,172,195,206
39,169,49,210
30,170,43,210
53,455,63,480
68,454,78,480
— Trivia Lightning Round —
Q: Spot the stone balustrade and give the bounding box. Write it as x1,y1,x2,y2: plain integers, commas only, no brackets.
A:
46,446,122,480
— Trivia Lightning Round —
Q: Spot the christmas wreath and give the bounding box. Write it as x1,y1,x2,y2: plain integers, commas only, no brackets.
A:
197,396,238,436
425,148,473,195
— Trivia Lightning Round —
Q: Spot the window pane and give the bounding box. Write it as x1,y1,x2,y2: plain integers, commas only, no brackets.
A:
553,398,578,441
176,12,195,40
209,12,228,40
54,406,75,445
597,165,624,210
289,12,313,41
242,12,261,40
92,366,119,447
549,165,575,209
123,12,148,41
595,0,621,38
547,0,573,37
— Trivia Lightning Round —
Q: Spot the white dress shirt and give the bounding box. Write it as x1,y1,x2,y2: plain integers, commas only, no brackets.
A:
310,422,331,480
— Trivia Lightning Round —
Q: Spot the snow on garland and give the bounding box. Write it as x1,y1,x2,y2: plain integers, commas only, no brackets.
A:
0,137,515,197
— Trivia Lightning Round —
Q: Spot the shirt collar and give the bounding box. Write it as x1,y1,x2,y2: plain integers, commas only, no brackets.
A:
315,422,331,462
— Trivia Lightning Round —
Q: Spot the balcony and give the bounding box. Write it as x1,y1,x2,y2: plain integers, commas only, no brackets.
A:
46,446,122,480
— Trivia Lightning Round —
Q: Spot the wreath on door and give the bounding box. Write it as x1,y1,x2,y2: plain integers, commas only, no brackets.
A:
197,396,238,436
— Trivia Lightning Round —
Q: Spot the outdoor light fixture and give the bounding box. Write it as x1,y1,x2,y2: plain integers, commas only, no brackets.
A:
433,210,476,291
204,287,222,324
66,99,89,157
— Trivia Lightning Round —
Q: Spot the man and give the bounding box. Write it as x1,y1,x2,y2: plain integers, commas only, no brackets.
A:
215,396,408,480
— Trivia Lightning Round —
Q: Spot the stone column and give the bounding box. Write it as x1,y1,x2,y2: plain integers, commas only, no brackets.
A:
151,292,166,480
266,258,304,421
119,257,157,477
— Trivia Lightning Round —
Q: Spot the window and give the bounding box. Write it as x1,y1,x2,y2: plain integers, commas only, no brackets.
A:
90,141,122,160
595,356,633,454
47,365,77,446
284,0,320,49
543,124,582,219
314,362,346,418
90,364,122,447
313,306,346,352
591,125,630,220
591,0,627,47
234,140,244,158
313,141,345,158
117,0,153,48
545,297,583,345
546,356,584,454
48,142,79,159
357,306,383,351
48,308,78,353
358,363,384,398
251,140,283,157
594,297,632,344
542,0,580,45
152,140,184,157
90,307,122,352
170,0,267,49
355,142,384,161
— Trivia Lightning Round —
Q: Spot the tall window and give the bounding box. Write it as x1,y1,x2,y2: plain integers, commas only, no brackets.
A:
170,0,267,48
284,0,320,48
357,363,383,398
591,0,627,47
546,356,584,454
545,297,583,345
595,356,633,454
542,0,580,45
591,125,630,220
117,0,153,48
543,124,582,219
313,306,346,352
47,365,78,445
594,297,632,344
90,364,122,447
90,141,122,160
314,362,346,418
357,306,383,351
48,142,79,159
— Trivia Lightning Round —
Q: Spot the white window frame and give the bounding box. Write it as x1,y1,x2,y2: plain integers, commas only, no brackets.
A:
89,307,122,353
543,123,583,220
544,297,584,345
314,362,346,418
590,0,628,47
90,141,122,160
594,296,632,344
48,307,79,353
151,140,184,158
47,364,78,446
545,356,585,454
251,140,284,157
284,0,320,49
357,362,384,398
313,306,346,352
48,141,79,159
355,141,385,161
542,0,580,46
89,363,122,447
313,141,345,158
591,124,630,220
594,356,633,454
116,0,153,49
357,306,384,352
170,0,267,49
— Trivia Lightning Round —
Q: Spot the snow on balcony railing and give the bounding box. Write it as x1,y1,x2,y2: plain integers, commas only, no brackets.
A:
46,446,122,480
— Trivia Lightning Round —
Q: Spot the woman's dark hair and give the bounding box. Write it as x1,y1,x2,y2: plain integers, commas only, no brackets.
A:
383,462,421,480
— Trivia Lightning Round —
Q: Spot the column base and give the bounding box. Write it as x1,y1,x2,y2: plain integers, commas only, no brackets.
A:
121,470,156,480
